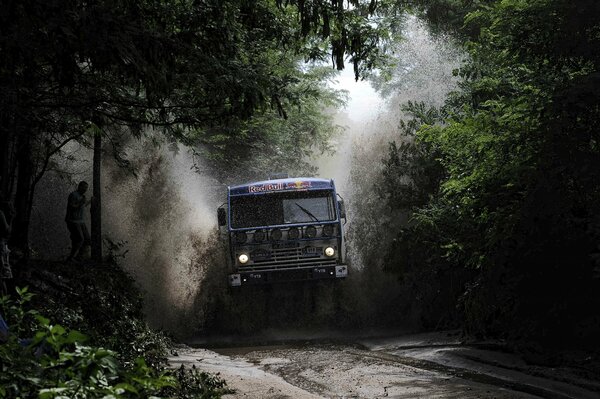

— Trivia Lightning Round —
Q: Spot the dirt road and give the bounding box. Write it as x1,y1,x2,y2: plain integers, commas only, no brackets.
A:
169,332,600,399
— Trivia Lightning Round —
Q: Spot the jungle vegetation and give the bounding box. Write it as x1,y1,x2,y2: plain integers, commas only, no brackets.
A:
374,0,600,352
0,0,389,258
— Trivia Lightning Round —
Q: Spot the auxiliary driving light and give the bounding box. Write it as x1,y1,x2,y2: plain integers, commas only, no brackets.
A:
324,247,335,257
254,230,266,242
288,227,300,240
234,231,247,244
238,254,249,264
271,228,282,241
305,225,317,238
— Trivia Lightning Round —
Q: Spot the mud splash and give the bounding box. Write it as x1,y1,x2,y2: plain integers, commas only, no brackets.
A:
101,140,221,333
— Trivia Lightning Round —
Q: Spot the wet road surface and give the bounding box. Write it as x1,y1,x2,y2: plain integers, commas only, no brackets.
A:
169,332,600,398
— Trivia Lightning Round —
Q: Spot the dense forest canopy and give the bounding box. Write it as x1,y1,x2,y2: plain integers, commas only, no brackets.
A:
369,0,600,346
0,0,390,253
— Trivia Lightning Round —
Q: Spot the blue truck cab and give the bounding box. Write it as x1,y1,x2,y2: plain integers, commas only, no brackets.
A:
217,177,348,286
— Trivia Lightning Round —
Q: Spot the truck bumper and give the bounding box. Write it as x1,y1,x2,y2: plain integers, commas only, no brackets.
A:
228,265,348,287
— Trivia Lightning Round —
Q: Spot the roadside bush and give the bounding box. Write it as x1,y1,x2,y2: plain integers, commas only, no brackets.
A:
17,259,172,367
0,288,231,398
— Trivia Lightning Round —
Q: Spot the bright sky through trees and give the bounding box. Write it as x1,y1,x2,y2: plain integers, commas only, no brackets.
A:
332,67,384,122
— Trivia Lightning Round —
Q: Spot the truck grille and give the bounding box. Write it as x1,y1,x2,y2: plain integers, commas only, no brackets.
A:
242,245,337,271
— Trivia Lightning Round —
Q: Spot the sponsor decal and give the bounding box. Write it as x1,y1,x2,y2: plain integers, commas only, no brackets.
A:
249,182,284,193
249,180,312,193
286,181,312,190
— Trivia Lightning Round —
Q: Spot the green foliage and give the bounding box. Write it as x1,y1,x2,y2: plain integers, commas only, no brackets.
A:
409,0,495,37
24,260,172,368
377,1,600,345
1,287,39,338
0,0,390,153
163,366,231,399
380,101,446,210
277,0,394,78
0,288,230,399
1,1,396,253
198,64,346,182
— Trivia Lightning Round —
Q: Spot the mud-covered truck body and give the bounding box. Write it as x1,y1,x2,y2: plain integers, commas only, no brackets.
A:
218,177,348,287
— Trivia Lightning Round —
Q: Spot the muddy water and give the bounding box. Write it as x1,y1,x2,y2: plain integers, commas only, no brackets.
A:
169,332,600,399
171,345,532,398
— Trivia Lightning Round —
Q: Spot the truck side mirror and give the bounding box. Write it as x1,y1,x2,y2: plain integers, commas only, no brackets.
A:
338,200,346,220
217,208,227,226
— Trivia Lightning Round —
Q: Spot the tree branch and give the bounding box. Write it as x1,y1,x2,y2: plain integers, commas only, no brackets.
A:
33,131,87,186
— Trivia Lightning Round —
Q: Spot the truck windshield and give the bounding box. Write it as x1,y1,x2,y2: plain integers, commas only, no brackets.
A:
231,190,335,228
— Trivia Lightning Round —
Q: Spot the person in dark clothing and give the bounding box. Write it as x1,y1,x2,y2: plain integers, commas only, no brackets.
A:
65,181,91,262
0,201,15,296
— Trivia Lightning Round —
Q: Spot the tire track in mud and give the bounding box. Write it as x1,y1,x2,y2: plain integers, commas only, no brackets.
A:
237,343,539,399
345,347,598,399
180,337,599,399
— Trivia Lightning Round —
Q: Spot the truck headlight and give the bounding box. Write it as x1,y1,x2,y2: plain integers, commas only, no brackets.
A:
238,254,249,264
324,247,335,257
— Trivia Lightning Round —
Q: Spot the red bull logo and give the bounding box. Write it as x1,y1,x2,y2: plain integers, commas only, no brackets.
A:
249,182,284,193
248,180,312,193
287,181,312,190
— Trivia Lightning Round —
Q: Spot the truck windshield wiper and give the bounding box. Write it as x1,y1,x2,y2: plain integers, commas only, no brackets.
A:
295,202,319,222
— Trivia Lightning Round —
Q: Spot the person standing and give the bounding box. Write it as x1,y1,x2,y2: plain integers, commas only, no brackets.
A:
0,201,15,296
65,181,91,262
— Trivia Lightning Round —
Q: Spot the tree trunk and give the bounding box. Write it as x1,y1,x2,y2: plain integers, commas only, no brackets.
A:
11,133,34,259
91,132,102,261
0,123,18,200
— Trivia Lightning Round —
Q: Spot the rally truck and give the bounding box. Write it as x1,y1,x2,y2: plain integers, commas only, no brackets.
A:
217,177,348,286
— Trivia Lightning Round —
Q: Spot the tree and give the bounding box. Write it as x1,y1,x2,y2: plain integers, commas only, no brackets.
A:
378,0,600,344
91,126,103,262
0,0,390,257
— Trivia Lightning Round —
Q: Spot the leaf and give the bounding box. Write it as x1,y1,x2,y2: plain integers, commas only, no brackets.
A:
50,325,66,336
35,315,50,326
65,330,88,344
114,383,139,394
39,387,69,399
